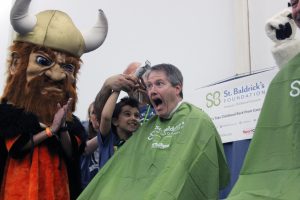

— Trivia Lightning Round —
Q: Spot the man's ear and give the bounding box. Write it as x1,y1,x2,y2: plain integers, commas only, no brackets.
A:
9,52,20,75
175,84,182,96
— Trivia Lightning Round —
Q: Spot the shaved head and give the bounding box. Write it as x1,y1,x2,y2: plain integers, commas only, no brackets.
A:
123,62,142,75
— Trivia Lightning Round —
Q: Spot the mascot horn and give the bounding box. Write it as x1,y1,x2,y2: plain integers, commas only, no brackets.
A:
10,0,108,57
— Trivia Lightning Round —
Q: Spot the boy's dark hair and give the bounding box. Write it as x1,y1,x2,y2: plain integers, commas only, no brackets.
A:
112,96,140,119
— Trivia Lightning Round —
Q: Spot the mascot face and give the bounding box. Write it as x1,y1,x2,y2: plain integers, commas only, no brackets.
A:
2,42,80,125
2,0,108,125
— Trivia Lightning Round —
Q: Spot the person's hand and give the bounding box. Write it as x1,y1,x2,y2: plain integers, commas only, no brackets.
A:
104,74,139,93
51,98,72,133
122,62,147,91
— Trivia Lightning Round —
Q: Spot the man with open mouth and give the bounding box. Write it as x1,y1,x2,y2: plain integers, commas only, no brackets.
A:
79,63,229,200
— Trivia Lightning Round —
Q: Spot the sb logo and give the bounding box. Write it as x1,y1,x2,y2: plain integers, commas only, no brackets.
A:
206,91,221,108
290,80,300,97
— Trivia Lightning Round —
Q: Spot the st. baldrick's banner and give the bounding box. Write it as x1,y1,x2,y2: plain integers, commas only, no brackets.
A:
191,68,279,143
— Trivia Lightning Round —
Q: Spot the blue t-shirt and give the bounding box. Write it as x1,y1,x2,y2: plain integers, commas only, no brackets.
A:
97,130,124,169
80,121,100,189
80,148,99,188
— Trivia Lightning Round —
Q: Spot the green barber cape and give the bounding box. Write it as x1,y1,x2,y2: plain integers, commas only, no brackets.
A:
78,102,229,200
227,53,300,200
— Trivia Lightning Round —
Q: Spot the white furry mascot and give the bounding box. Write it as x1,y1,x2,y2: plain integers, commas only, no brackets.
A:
227,6,300,200
265,7,300,68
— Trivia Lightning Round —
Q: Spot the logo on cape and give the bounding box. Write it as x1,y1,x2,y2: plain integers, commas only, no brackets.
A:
290,80,300,97
148,122,185,149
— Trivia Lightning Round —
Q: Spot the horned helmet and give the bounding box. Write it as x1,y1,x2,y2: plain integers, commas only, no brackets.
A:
10,0,108,57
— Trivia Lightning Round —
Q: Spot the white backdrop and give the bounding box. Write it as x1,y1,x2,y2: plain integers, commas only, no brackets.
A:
0,0,291,120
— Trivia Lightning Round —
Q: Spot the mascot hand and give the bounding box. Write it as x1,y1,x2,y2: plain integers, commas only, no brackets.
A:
51,98,72,133
265,7,300,68
265,7,297,44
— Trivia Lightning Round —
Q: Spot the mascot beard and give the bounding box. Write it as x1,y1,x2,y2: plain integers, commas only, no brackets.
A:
23,74,77,126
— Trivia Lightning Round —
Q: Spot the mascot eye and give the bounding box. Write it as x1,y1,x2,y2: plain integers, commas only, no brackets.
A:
61,64,75,73
36,56,53,67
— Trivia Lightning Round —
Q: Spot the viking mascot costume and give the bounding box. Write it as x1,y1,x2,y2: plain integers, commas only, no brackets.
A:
0,0,108,199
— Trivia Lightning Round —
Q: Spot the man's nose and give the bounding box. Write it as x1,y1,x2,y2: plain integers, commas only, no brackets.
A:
148,89,158,102
147,84,157,94
45,64,66,81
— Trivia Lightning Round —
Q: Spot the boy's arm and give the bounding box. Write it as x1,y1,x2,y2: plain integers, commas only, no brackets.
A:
99,91,120,137
83,136,98,155
94,74,137,122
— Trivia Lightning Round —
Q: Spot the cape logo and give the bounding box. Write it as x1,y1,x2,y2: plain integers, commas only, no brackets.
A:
148,122,185,149
290,80,300,97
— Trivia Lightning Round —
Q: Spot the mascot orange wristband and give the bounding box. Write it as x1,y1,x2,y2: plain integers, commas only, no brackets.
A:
45,127,53,137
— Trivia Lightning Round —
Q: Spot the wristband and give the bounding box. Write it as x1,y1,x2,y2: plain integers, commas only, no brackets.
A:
45,127,53,137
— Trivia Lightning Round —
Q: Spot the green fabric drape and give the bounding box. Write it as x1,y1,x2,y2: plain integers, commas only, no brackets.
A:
227,53,300,200
78,102,229,200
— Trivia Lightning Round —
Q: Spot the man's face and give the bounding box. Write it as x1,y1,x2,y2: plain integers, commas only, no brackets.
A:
291,0,300,28
145,70,181,119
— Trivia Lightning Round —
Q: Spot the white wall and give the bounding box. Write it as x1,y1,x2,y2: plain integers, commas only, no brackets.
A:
0,0,290,120
0,2,13,95
249,0,292,70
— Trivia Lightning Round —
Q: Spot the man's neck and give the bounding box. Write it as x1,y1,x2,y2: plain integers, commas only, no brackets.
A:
164,100,183,119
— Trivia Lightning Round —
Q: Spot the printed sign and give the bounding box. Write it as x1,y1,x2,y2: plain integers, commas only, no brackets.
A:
190,68,279,143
